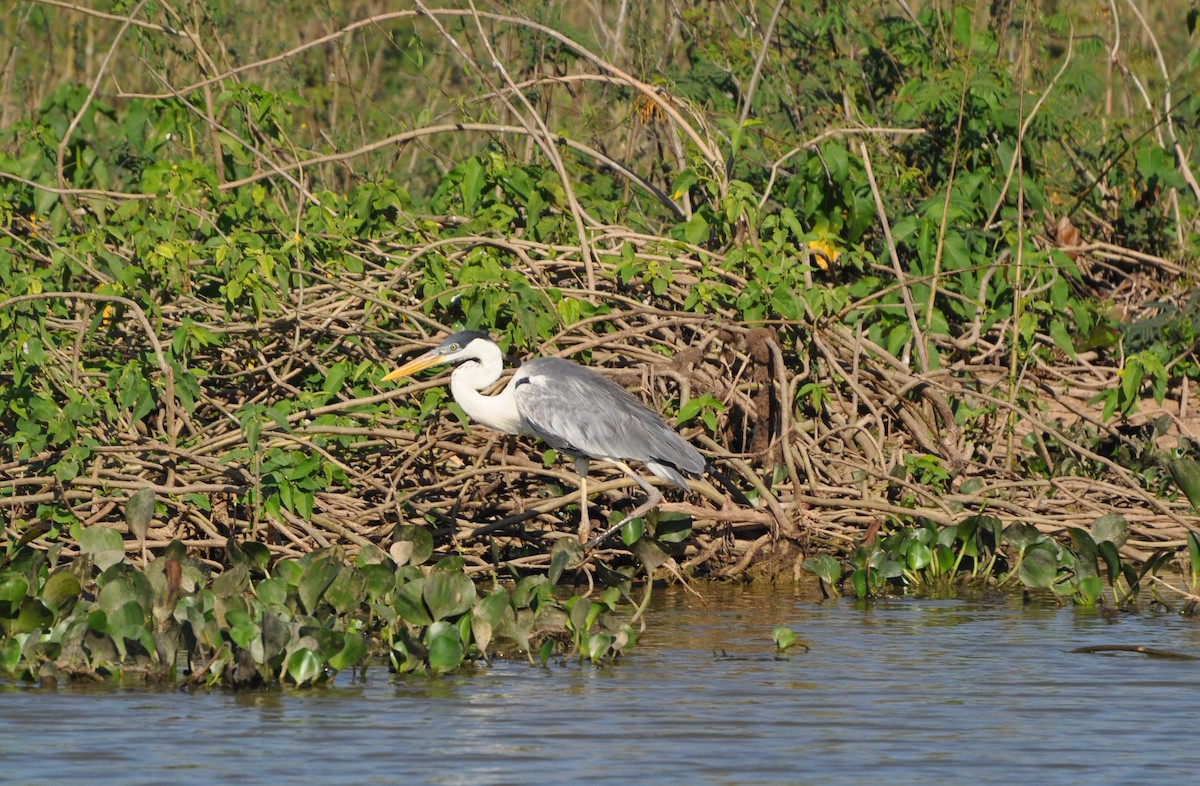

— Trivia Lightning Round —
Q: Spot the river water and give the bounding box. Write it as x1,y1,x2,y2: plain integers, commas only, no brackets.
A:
4,584,1200,784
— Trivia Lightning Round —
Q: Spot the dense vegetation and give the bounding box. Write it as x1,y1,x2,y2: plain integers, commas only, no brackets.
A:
3,0,1200,685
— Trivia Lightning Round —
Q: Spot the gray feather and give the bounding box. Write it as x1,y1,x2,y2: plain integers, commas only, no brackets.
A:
513,357,706,489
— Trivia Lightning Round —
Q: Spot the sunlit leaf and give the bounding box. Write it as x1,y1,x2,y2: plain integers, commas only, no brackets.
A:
78,525,126,570
1018,541,1058,588
423,571,475,621
426,621,464,674
124,488,155,542
286,648,323,685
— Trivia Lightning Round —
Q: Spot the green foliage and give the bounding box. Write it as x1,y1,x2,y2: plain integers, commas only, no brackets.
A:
0,538,640,686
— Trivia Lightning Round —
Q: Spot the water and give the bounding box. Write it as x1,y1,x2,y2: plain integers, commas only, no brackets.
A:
4,585,1200,785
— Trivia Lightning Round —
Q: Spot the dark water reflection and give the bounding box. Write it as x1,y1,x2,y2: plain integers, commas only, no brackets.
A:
4,585,1200,784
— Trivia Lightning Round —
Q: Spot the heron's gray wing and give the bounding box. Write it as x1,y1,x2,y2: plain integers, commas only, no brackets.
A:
513,357,706,488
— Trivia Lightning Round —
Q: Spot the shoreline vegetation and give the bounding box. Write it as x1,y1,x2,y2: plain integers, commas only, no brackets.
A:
3,1,1200,685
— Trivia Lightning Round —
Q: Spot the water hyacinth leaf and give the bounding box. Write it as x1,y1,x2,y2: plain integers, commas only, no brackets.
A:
936,525,959,549
1077,576,1103,605
423,571,476,621
1097,540,1122,584
538,637,555,666
1169,458,1200,510
78,525,126,570
240,542,272,570
124,488,155,543
41,571,82,610
388,540,414,567
907,542,933,571
0,573,29,606
586,632,613,662
12,598,54,635
632,537,669,573
513,574,551,608
356,543,390,566
1090,514,1128,547
391,525,433,567
212,564,250,598
286,648,323,686
548,539,582,586
620,517,644,546
255,576,289,607
426,621,464,674
802,554,842,585
1002,522,1040,552
328,633,367,672
394,578,432,626
1068,528,1100,579
274,560,303,586
324,566,368,614
0,638,20,673
1188,532,1200,578
1019,541,1059,588
772,626,798,652
656,515,693,544
472,588,511,657
361,564,395,601
298,557,341,615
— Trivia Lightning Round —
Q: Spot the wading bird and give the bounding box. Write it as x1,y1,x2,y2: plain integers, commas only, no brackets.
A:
383,330,706,545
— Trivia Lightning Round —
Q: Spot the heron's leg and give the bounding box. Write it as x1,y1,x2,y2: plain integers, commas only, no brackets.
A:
575,456,591,542
583,460,663,551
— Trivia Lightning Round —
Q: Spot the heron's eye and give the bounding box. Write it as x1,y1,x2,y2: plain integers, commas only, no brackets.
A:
448,343,459,351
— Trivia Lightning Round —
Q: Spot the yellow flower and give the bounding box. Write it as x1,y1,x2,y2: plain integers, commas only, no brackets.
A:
807,238,840,271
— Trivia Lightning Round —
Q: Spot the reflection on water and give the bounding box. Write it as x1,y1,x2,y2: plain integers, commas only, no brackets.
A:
4,586,1200,785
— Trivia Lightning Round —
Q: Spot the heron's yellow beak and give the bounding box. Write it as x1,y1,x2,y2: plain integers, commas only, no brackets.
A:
382,350,444,383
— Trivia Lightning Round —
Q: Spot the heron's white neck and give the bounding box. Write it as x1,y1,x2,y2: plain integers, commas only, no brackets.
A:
449,342,525,436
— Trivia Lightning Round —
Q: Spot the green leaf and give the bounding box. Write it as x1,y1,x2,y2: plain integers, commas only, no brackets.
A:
1169,459,1200,511
1097,540,1122,584
1076,576,1103,606
11,598,55,634
0,573,30,606
1048,321,1077,359
849,568,868,599
323,566,367,614
772,626,799,652
427,621,465,674
0,638,21,674
1018,541,1059,588
298,556,340,615
1187,532,1200,579
620,517,645,546
41,571,82,610
286,648,324,685
423,570,476,620
78,525,126,570
328,633,367,671
390,525,433,567
471,588,510,656
906,542,933,571
548,539,582,586
1090,513,1128,547
124,488,155,542
632,537,669,573
1002,522,1040,552
802,554,842,585
585,632,614,662
1068,528,1099,579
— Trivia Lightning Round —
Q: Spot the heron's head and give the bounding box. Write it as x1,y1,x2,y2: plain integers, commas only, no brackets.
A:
382,330,493,382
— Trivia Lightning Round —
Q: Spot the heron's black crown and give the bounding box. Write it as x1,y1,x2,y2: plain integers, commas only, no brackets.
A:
441,329,491,351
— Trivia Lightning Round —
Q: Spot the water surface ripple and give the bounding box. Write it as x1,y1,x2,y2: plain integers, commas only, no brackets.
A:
4,586,1199,785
